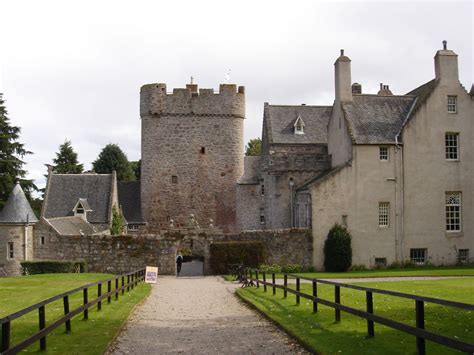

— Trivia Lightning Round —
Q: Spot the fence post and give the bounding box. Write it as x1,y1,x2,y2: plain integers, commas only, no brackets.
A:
107,280,112,304
256,271,259,288
115,278,119,300
83,288,89,320
416,300,425,355
296,277,300,304
127,275,130,292
335,285,341,322
39,305,46,350
312,280,318,313
272,273,276,295
131,274,134,290
63,295,71,333
263,272,267,292
122,276,125,295
366,291,374,337
284,274,288,298
1,321,11,352
98,283,102,311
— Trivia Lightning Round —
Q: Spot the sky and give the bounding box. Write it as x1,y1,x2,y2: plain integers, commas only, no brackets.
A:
1,0,472,191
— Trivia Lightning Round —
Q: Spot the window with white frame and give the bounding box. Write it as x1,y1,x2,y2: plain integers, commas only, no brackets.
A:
128,224,139,231
458,249,469,264
445,133,459,160
259,208,265,224
378,202,390,227
8,242,14,259
410,249,427,265
446,192,462,232
379,147,389,161
447,96,457,113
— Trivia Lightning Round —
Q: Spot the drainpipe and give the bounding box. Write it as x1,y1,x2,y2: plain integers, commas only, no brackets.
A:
395,135,405,262
24,214,29,261
289,178,294,228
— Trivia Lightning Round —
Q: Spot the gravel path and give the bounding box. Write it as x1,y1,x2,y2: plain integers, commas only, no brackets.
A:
107,276,307,354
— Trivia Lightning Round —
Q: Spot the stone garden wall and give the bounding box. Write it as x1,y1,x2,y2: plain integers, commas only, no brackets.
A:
33,222,312,275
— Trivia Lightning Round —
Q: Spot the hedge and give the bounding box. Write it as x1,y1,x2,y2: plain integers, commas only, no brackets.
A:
210,241,264,274
21,260,88,275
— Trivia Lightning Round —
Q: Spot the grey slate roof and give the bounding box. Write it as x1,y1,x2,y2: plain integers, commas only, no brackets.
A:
0,183,38,224
266,105,332,144
46,216,99,235
117,181,144,224
406,79,437,115
238,156,261,185
342,95,416,144
43,174,113,224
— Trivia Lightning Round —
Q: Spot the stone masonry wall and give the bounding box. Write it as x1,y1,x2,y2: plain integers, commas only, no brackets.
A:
140,83,245,233
0,225,34,276
34,222,312,275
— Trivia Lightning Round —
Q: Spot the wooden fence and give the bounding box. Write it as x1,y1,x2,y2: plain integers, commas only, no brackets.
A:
0,269,145,354
247,269,474,355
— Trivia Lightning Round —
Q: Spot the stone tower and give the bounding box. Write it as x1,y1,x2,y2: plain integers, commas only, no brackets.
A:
140,82,245,233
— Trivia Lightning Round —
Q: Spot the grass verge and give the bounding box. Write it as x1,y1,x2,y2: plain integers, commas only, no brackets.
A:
237,278,473,354
0,273,151,354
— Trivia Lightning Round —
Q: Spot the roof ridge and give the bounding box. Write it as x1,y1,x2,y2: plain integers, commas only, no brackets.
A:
268,104,332,108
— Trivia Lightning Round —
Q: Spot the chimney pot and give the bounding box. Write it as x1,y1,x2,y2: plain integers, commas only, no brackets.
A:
443,40,447,50
380,83,383,90
340,49,344,56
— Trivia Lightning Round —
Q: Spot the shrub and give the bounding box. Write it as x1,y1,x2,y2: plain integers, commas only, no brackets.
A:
323,224,352,272
350,264,367,271
210,241,264,274
281,264,303,273
21,260,87,275
259,264,282,273
111,206,124,235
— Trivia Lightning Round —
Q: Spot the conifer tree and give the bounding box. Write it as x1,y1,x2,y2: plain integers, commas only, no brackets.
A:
92,143,135,181
0,94,36,209
245,137,262,156
52,140,84,174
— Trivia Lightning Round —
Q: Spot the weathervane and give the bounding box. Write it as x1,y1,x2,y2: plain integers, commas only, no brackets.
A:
224,69,231,84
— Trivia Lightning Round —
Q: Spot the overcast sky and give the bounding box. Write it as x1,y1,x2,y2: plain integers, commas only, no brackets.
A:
1,0,472,191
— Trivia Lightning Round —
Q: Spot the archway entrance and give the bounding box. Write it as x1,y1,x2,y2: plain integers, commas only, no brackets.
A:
177,238,205,277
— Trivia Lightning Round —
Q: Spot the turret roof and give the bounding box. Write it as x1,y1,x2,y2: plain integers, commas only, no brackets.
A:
0,183,38,224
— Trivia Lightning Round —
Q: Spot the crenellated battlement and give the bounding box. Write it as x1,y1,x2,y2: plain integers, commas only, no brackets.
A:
140,83,245,118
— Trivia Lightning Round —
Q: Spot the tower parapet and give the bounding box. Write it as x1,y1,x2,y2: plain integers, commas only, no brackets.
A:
140,83,245,118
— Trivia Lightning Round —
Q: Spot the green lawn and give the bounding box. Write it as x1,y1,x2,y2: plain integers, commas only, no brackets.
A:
225,265,474,281
0,273,151,354
237,278,474,354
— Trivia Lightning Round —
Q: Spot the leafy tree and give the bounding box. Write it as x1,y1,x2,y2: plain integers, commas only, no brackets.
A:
0,94,36,210
52,140,83,174
323,223,352,272
110,206,125,235
92,144,135,181
130,160,141,180
245,137,262,156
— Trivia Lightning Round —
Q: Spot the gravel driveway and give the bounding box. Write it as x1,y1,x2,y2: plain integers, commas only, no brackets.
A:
106,276,307,354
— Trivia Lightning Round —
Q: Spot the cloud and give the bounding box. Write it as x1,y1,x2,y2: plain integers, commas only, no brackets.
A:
1,0,472,191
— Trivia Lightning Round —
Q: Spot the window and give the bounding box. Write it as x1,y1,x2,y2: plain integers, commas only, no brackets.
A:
261,184,265,196
341,215,348,228
378,202,390,227
259,208,265,224
128,225,139,231
446,192,461,232
445,133,459,160
447,96,457,113
8,242,14,259
375,258,387,267
410,249,427,265
200,147,206,154
40,236,45,245
458,249,469,264
379,147,389,161
76,203,84,214
171,175,178,184
294,116,305,135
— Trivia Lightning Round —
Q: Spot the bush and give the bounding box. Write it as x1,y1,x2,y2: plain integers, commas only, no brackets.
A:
323,224,352,272
281,264,303,273
259,264,282,273
21,260,87,275
210,242,264,274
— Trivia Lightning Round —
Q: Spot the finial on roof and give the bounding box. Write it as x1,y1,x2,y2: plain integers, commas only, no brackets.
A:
443,40,447,50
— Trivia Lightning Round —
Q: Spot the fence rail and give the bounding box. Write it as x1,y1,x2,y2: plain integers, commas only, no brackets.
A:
247,269,474,355
0,269,146,355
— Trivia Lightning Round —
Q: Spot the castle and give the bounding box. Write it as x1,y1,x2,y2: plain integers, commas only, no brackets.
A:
1,42,473,276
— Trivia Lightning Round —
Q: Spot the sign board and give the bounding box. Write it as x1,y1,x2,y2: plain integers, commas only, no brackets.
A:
145,266,158,284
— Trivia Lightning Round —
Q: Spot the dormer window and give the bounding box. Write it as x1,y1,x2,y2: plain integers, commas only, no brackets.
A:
294,115,305,135
73,198,92,220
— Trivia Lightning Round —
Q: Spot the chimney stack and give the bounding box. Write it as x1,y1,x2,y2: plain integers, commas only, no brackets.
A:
377,83,393,96
434,40,459,83
334,49,352,102
352,83,362,94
